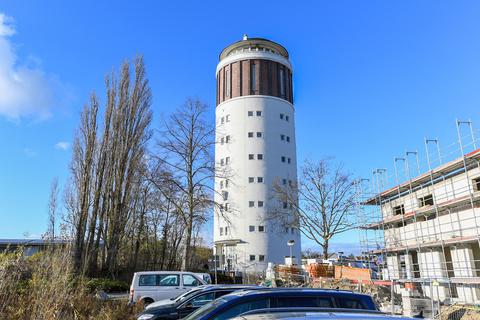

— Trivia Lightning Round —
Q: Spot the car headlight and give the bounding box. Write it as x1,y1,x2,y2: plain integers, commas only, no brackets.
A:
138,314,155,320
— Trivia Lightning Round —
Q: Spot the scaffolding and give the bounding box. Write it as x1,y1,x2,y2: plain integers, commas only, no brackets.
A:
358,120,480,308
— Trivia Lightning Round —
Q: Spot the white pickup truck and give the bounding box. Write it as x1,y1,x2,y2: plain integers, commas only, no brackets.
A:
129,271,209,305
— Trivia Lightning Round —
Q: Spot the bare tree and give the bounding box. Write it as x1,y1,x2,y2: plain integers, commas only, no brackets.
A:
153,99,215,271
272,158,357,259
46,177,59,241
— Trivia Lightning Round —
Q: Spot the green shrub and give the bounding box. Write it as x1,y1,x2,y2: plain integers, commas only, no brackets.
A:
86,278,129,293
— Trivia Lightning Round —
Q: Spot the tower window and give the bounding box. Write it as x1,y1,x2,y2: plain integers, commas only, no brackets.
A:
256,132,262,138
257,177,263,183
225,68,231,98
249,154,254,160
282,179,287,185
220,227,224,236
281,134,285,141
256,111,262,116
249,177,254,183
249,201,255,207
259,255,265,262
286,136,290,142
288,180,293,186
279,67,285,97
258,201,264,207
286,115,289,122
249,255,255,261
221,117,225,124
287,158,291,164
221,137,224,145
281,156,286,163
220,159,224,166
248,132,254,138
249,225,255,232
222,191,228,200
280,113,284,120
225,157,230,164
224,203,229,211
225,180,229,187
250,62,257,93
257,154,263,160
283,202,288,209
225,227,228,235
226,114,230,122
248,111,254,116
226,135,230,143
258,225,265,232
220,181,223,189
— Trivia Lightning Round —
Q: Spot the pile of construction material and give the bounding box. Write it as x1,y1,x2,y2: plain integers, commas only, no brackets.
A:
440,305,480,320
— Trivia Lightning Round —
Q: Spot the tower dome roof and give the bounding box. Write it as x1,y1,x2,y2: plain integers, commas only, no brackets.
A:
219,37,289,60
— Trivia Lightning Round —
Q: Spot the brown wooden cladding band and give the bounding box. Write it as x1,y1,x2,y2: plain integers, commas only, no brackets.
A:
217,59,293,105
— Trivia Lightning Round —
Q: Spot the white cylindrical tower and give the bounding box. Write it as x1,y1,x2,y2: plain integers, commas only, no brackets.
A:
214,36,301,273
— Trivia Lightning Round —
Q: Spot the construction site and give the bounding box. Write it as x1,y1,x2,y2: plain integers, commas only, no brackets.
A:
355,119,480,318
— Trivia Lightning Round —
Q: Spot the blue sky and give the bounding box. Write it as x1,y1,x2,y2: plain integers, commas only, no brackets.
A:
1,1,480,253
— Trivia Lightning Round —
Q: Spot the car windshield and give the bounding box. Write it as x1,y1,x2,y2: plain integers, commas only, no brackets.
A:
172,287,203,302
183,298,228,320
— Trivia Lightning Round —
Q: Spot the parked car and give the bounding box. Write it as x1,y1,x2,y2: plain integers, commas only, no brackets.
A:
230,310,413,319
137,285,260,320
129,271,207,304
145,285,210,310
182,289,378,320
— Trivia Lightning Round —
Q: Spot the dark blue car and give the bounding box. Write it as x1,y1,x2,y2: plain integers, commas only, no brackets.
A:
182,288,377,320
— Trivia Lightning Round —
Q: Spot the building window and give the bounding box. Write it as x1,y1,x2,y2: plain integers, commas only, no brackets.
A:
256,132,262,138
281,156,286,163
220,159,224,166
259,255,265,262
249,255,255,261
221,117,225,124
220,137,224,145
283,202,288,209
249,201,255,207
220,181,223,189
287,158,291,164
285,227,289,233
250,62,257,93
418,194,434,207
473,177,480,191
248,132,254,138
225,180,229,188
286,136,290,142
257,154,263,160
226,114,230,122
279,67,285,97
393,204,405,216
291,227,295,234
226,135,230,143
282,179,287,185
281,134,285,141
258,201,264,207
257,177,263,183
224,203,229,211
249,154,254,160
225,227,228,235
256,111,262,116
248,111,254,117
286,115,289,122
225,157,230,165
258,225,265,232
249,225,255,232
249,177,255,183
220,227,224,236
225,68,231,98
280,113,284,120
223,191,228,201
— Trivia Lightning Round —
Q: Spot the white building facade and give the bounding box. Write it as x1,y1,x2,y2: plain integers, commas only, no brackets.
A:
213,37,301,273
365,148,480,304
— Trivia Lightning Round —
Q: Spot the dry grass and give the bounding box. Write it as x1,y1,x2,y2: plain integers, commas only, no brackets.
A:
0,248,142,320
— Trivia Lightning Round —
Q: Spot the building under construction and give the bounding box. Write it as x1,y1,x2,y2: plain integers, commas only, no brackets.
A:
361,120,480,305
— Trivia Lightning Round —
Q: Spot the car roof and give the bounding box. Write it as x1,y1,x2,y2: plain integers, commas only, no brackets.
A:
134,271,196,275
231,311,411,320
219,288,373,300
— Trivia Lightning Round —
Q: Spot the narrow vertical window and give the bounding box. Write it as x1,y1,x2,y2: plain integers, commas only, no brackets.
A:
279,67,285,97
251,62,257,93
225,68,231,98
